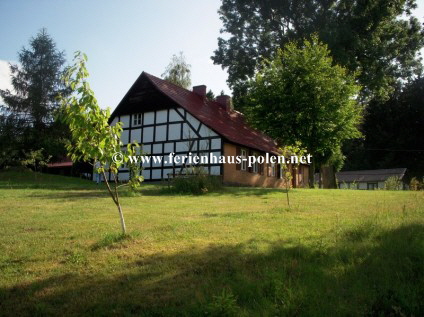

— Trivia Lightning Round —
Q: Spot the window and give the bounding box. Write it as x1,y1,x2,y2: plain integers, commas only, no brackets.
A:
241,149,247,171
133,113,142,126
252,152,258,173
271,163,276,177
367,182,378,190
280,165,285,179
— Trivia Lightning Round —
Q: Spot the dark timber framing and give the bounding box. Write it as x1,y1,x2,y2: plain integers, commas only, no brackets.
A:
110,106,222,182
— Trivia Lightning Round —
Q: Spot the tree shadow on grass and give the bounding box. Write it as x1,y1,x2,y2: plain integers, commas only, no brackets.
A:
1,169,286,199
140,186,286,197
28,190,109,200
23,187,286,203
1,224,423,316
0,171,100,191
218,187,287,196
0,183,102,191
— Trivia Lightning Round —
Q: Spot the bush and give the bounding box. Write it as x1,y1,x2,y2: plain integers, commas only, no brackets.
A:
171,168,222,194
20,148,51,172
384,176,402,190
410,177,421,191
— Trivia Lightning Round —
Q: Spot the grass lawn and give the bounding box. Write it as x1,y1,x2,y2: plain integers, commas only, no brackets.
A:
0,170,423,316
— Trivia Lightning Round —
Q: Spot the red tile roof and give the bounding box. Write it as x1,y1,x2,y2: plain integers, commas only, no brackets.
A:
47,160,73,168
143,72,280,154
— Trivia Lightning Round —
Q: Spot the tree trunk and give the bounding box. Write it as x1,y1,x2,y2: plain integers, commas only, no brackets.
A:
286,187,290,207
308,159,315,188
321,165,337,189
113,179,127,235
116,203,127,235
102,171,128,234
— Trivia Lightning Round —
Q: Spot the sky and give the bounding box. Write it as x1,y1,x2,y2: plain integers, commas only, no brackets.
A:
0,0,230,110
1,0,424,111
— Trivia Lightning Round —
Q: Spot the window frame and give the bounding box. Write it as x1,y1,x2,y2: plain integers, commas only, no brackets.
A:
252,151,259,173
367,182,378,190
133,113,142,126
240,148,247,171
280,164,285,179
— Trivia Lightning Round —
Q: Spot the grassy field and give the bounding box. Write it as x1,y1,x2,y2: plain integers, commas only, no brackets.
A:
0,170,423,316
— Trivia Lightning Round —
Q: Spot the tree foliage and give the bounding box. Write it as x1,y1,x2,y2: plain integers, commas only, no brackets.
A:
162,52,192,89
59,52,144,234
1,28,68,126
384,176,402,190
244,36,362,186
206,89,215,101
212,0,424,104
344,77,424,178
0,28,70,167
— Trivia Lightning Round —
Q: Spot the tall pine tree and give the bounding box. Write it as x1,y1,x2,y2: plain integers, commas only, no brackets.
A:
0,28,69,167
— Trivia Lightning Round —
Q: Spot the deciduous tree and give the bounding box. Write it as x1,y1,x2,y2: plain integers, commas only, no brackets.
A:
344,77,424,178
59,52,143,234
162,52,192,89
212,0,424,105
244,36,362,187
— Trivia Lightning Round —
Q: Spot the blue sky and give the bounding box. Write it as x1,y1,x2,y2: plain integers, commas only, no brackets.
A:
1,0,424,111
0,0,229,110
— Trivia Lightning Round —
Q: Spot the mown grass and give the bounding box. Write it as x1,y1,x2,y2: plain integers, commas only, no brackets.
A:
0,170,423,316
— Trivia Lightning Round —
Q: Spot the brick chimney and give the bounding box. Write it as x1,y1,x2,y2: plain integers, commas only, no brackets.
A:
192,85,206,97
216,95,233,112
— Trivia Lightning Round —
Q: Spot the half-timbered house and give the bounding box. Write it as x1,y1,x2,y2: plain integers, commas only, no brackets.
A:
108,72,309,188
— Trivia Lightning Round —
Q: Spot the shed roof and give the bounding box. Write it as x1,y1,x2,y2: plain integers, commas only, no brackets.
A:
336,168,407,183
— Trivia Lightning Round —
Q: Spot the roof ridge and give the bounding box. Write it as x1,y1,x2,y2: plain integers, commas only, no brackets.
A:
144,72,237,111
143,72,197,96
338,168,407,173
114,71,281,154
144,73,278,146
